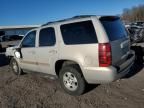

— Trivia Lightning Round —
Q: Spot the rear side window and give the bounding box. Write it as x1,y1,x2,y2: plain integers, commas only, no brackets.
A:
100,17,127,41
60,21,98,45
39,27,56,46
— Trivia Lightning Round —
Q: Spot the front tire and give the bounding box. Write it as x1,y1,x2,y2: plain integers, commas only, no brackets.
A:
59,65,86,96
10,58,22,75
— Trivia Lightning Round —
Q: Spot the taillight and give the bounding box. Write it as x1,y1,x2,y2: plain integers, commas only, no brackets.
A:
99,43,112,67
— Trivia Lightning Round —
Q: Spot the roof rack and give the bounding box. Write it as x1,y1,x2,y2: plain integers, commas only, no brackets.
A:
72,15,95,18
41,15,95,27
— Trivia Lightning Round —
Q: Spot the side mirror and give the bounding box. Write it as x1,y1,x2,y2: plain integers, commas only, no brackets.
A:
14,48,22,59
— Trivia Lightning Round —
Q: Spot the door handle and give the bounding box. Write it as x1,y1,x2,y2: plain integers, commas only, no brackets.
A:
49,50,57,54
28,51,35,54
120,40,129,48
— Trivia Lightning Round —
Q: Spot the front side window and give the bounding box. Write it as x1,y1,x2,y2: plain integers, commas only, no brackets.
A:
21,31,36,48
60,21,98,45
39,27,56,46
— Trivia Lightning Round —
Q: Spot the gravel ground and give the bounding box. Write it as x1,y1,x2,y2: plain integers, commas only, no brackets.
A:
0,53,144,108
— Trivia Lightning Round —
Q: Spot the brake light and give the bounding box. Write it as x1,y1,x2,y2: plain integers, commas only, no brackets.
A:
99,43,112,67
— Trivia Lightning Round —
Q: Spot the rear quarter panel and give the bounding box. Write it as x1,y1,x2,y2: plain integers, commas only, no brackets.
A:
56,17,110,72
59,44,99,68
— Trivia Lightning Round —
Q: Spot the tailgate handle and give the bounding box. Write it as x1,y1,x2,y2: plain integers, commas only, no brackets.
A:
120,40,129,48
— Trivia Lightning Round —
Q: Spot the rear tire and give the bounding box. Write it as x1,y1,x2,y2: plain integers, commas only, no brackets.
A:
59,64,86,95
10,58,22,75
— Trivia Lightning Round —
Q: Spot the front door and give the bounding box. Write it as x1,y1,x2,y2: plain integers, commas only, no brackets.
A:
19,30,39,72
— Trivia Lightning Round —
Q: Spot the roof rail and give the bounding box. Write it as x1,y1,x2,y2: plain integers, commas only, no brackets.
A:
72,15,95,18
41,15,94,27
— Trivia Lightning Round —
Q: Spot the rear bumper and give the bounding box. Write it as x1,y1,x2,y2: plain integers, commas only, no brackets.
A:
82,51,135,84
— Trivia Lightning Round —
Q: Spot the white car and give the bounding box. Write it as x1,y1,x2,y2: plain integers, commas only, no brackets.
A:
8,15,135,95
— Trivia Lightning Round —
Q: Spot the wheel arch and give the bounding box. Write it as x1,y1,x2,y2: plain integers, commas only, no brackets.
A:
55,59,84,76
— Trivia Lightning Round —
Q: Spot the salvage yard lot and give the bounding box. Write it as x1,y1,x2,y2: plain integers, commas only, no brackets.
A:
0,53,144,108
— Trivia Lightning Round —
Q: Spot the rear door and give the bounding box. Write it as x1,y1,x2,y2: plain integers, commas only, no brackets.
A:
36,27,58,75
100,17,130,66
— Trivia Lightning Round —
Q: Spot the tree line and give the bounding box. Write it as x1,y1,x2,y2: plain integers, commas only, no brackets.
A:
122,4,144,22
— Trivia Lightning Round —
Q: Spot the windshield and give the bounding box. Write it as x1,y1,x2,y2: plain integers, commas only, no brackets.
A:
100,17,128,41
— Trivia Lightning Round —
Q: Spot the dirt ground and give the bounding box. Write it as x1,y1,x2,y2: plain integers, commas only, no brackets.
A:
0,53,144,108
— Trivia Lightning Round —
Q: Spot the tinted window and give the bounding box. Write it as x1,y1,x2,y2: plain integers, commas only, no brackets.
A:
9,35,23,40
0,35,23,42
2,35,10,42
100,17,127,41
39,27,56,46
21,31,36,48
60,21,97,45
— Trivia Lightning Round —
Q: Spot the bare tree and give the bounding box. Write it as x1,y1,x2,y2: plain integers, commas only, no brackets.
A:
122,4,144,22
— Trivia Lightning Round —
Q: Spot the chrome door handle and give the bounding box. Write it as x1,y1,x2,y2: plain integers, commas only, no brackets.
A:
120,40,129,48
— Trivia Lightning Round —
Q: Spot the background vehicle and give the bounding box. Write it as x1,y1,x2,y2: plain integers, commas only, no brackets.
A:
131,21,144,27
0,35,23,52
8,15,135,95
126,23,144,43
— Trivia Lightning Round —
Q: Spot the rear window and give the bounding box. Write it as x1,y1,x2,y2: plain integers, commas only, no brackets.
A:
100,17,127,41
60,21,98,45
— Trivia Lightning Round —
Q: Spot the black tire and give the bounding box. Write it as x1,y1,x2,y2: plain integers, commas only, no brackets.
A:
59,64,86,96
10,58,22,75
